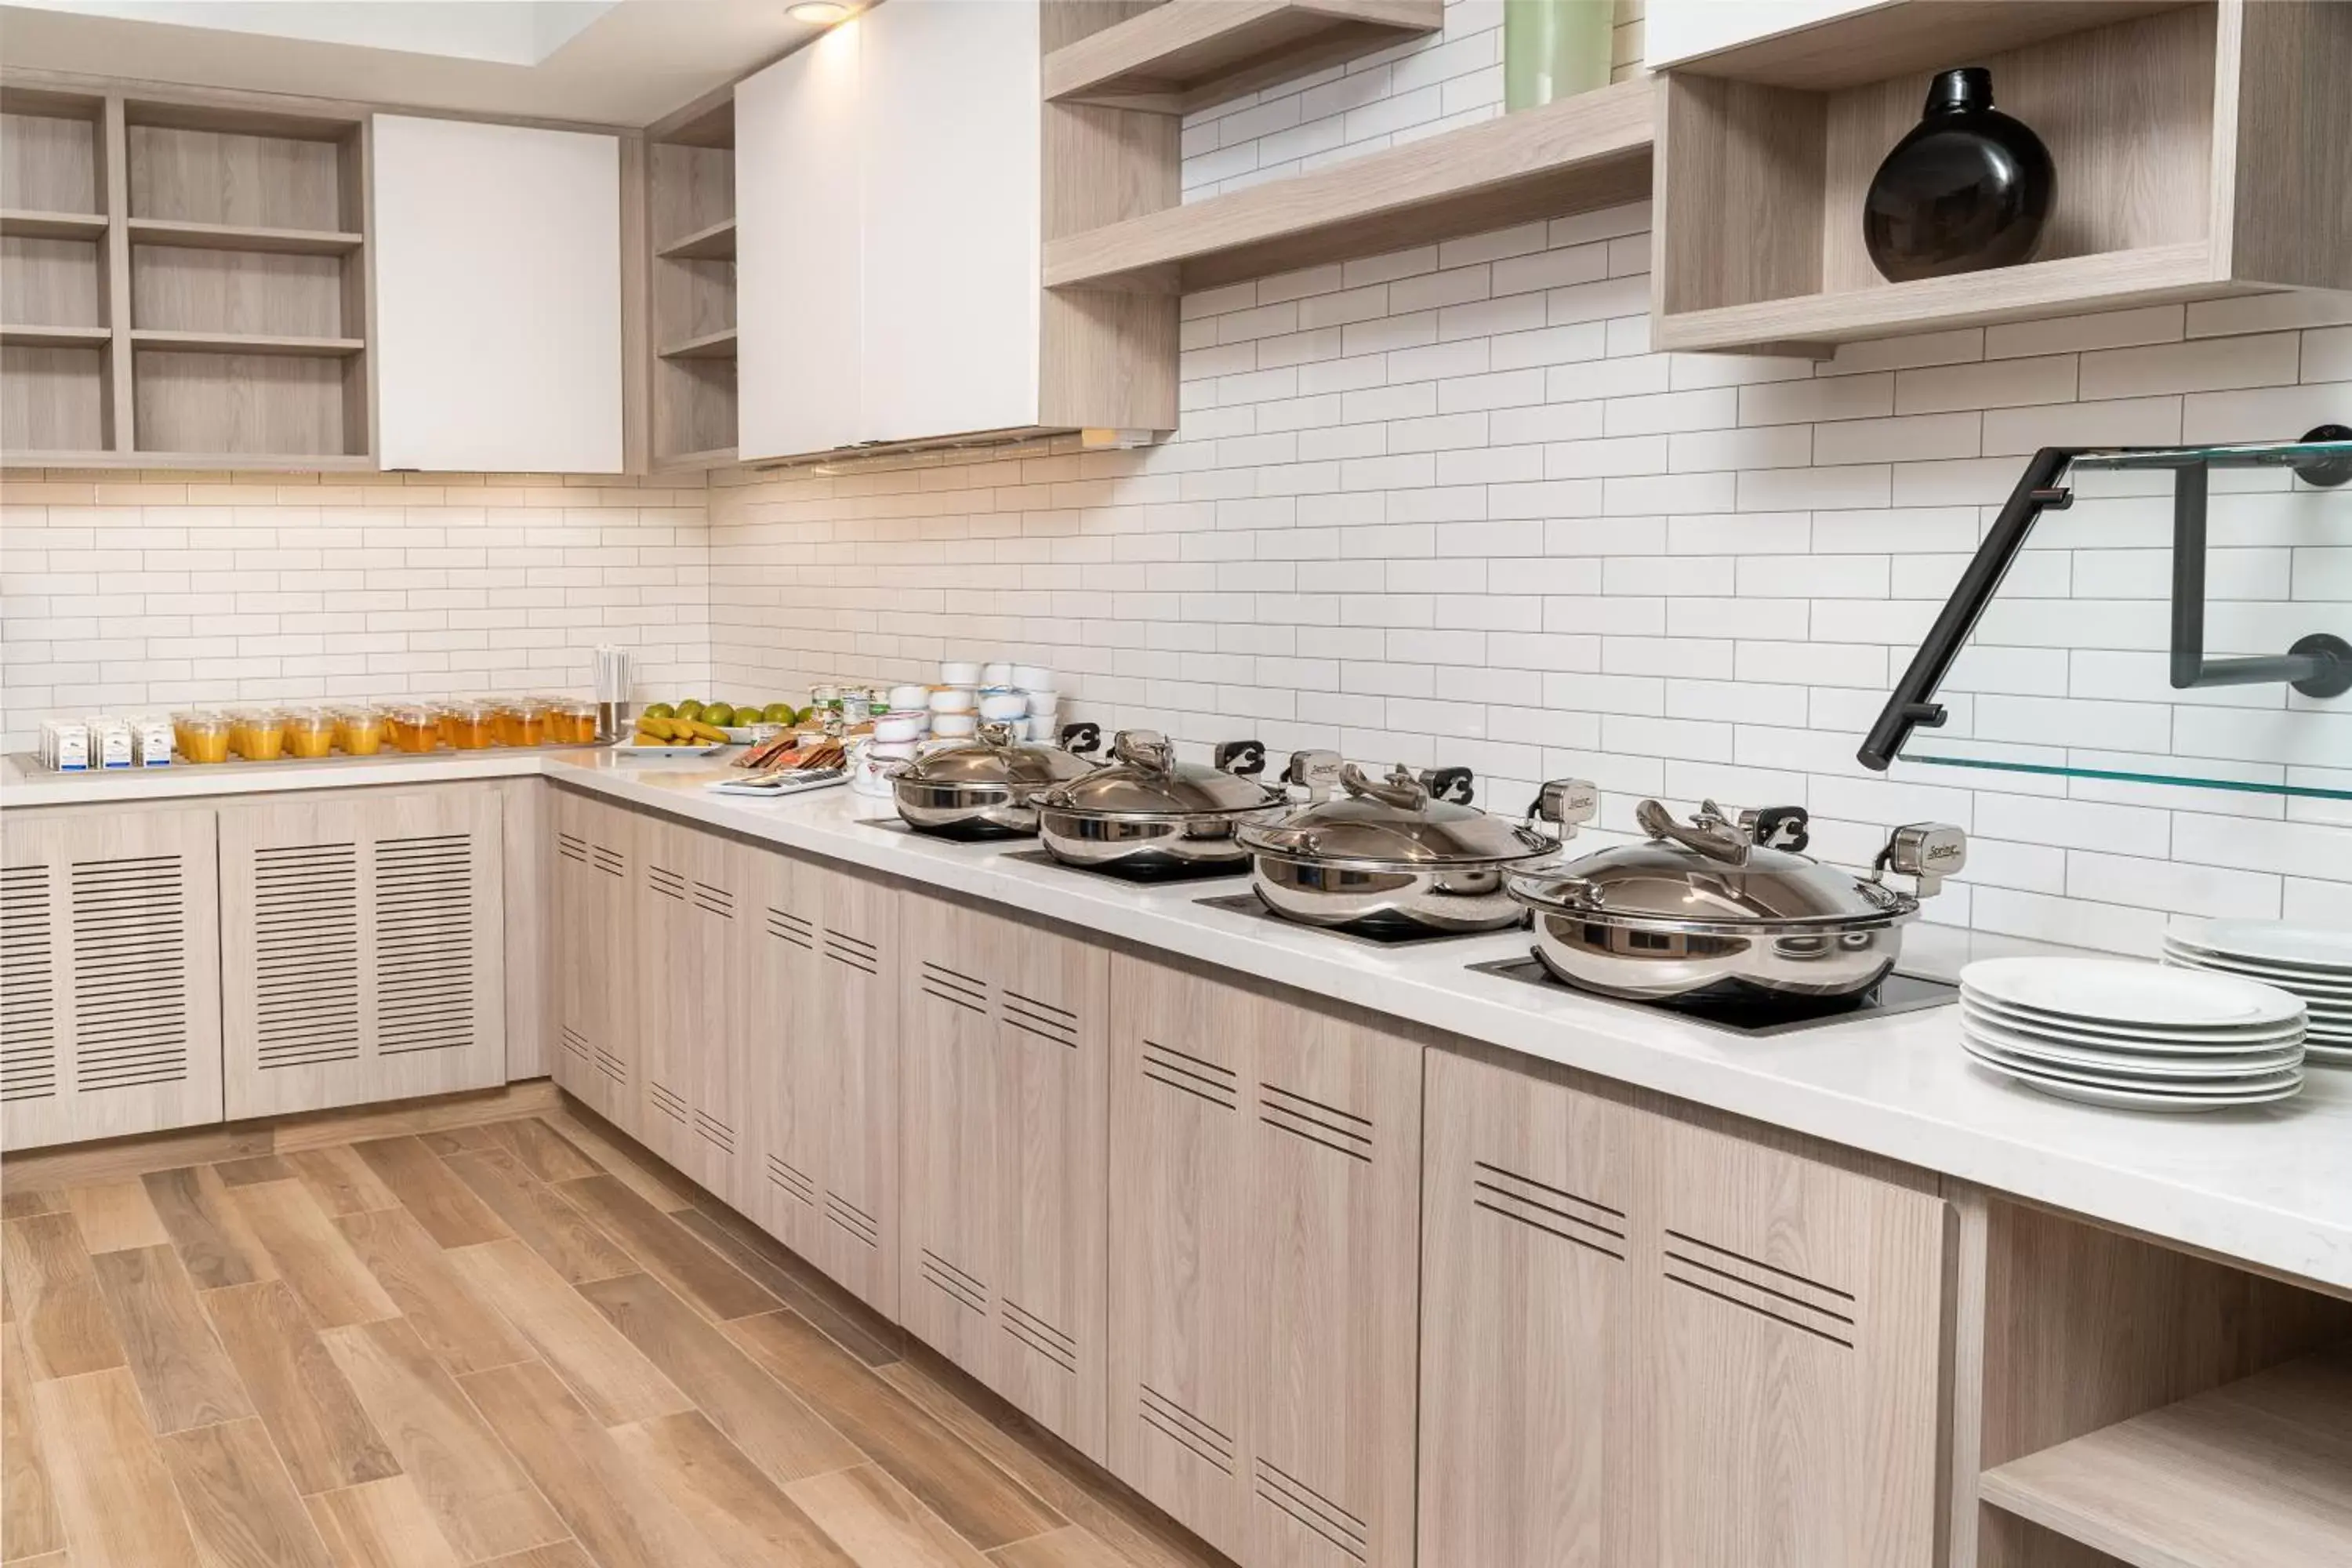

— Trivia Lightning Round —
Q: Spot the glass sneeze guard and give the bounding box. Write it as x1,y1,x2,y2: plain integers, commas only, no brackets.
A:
1863,431,2352,804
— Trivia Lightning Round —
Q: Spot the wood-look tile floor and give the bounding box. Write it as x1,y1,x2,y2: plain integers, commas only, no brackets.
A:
0,1112,1234,1568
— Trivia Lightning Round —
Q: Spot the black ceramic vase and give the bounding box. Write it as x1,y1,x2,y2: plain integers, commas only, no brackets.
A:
1863,67,2054,283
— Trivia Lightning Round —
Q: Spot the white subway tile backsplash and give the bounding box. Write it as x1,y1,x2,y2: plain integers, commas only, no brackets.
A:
2078,332,2303,400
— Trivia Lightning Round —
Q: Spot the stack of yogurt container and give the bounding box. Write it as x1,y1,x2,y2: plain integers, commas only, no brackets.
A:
855,660,1062,795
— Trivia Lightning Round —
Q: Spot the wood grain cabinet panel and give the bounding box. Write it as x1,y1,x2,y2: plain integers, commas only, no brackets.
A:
1,805,224,1152
1106,954,1421,1568
632,815,697,1171
900,891,1108,1461
738,844,824,1272
217,789,503,1120
808,858,898,1317
1643,1116,1950,1568
1417,1047,1644,1568
549,789,635,1128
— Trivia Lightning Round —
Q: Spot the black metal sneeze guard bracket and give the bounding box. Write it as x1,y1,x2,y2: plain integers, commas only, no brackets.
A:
1857,428,2352,771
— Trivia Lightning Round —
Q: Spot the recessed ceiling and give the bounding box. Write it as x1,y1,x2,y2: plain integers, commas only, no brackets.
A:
0,0,826,126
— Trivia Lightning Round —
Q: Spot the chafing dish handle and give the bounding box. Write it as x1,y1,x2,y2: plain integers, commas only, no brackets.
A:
1214,739,1267,776
1059,721,1102,757
1421,767,1475,804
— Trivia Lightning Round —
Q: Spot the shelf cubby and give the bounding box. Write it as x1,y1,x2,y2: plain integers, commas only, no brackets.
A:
1653,1,2352,354
120,97,370,462
1043,0,1445,116
1980,1343,2352,1568
2,86,115,456
645,93,736,468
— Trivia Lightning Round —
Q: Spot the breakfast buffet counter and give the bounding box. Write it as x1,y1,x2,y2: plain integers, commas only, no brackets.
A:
9,746,2350,1297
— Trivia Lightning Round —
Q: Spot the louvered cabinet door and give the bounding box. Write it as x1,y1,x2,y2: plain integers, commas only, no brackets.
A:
2,807,223,1152
550,789,604,1112
983,908,1109,1461
219,789,504,1120
742,844,815,1254
811,861,898,1316
633,815,698,1166
1643,1120,1950,1568
1418,1049,1644,1568
1246,999,1422,1568
676,825,746,1201
898,890,1002,1381
1106,955,1253,1561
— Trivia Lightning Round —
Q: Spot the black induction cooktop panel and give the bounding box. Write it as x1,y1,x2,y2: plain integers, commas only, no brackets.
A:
1468,956,1959,1036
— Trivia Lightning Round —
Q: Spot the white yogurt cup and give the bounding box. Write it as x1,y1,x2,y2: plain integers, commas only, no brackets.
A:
927,687,977,713
939,661,982,687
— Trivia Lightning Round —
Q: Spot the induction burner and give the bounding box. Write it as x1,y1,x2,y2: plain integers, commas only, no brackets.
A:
1193,891,1525,948
1004,848,1248,884
1468,956,1959,1037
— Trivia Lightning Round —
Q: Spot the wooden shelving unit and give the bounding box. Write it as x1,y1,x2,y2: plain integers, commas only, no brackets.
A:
644,93,735,468
1044,77,1653,292
1044,0,1444,115
2,78,373,466
1652,0,2352,354
1979,1342,2352,1568
0,85,114,456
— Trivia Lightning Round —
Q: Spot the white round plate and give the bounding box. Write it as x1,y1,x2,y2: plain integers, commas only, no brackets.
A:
1959,993,2305,1050
1961,1019,2303,1079
2164,949,2352,998
1964,1048,2305,1111
2308,1042,2351,1065
2169,920,2352,975
1961,957,2303,1029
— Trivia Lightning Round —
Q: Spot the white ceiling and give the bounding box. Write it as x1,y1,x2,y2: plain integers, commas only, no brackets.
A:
0,0,827,126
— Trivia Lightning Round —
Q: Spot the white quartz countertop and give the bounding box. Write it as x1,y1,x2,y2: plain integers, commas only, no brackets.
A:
12,748,2351,1297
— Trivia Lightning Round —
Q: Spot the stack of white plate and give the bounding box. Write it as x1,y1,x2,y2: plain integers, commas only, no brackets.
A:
1958,956,2306,1112
2164,920,2352,1066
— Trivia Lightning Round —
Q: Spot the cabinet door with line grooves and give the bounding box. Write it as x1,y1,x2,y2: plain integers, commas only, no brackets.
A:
218,788,503,1119
1417,1048,1645,1568
2,806,223,1152
811,858,899,1318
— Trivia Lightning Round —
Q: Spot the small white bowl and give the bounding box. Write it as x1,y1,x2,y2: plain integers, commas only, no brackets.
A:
1013,665,1054,692
927,687,977,713
978,691,1028,721
873,711,929,743
887,683,928,711
1023,714,1061,742
939,661,982,687
982,662,1014,686
931,711,977,738
1024,689,1060,716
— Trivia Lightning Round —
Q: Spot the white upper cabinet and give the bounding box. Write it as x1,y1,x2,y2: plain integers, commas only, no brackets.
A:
736,0,1044,462
857,0,1040,445
372,114,623,473
737,23,864,463
1645,0,1887,69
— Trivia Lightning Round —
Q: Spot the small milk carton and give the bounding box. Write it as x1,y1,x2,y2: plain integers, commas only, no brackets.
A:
84,715,133,769
129,713,174,767
40,719,90,771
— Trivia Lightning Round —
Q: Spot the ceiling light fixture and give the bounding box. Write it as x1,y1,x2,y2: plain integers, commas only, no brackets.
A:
788,2,850,23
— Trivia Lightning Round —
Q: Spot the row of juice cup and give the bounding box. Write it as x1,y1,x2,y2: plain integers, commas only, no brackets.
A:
173,697,603,763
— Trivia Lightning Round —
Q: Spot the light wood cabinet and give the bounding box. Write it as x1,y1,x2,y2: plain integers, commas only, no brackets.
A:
1418,1046,1951,1568
630,818,750,1199
216,787,504,1120
1106,954,1421,1568
550,787,636,1127
901,890,1109,1460
372,114,624,473
0,804,224,1152
710,835,904,1318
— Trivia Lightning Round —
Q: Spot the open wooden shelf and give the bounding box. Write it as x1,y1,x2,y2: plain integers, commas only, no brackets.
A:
1045,76,1653,292
129,328,363,358
125,216,363,256
2,323,109,349
655,443,736,471
655,215,735,261
1044,0,1443,115
1980,1342,2352,1568
0,208,106,240
1652,2,2352,355
655,325,736,361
